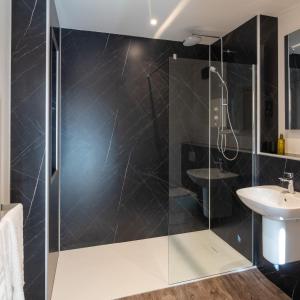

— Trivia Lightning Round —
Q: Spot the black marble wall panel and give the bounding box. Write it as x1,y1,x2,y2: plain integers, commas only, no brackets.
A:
203,17,256,262
260,16,278,153
209,56,254,261
168,56,211,235
255,154,300,299
168,144,210,235
210,149,253,261
211,15,278,152
211,17,257,65
11,0,46,299
61,28,209,250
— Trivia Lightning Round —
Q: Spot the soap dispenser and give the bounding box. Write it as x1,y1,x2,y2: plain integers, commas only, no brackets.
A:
277,134,285,155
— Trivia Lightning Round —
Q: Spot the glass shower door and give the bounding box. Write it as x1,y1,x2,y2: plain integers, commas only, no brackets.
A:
168,56,256,284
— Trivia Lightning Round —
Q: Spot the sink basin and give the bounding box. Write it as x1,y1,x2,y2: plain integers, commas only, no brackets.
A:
237,185,300,265
237,185,300,220
187,168,238,186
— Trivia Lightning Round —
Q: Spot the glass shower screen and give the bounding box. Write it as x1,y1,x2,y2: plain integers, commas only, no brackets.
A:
168,52,256,284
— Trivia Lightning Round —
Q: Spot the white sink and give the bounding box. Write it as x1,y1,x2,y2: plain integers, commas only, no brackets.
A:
237,185,300,220
237,185,300,265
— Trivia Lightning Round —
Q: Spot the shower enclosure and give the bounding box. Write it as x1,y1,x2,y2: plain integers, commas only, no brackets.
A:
168,38,256,284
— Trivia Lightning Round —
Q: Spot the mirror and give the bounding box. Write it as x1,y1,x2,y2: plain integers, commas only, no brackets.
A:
285,29,300,129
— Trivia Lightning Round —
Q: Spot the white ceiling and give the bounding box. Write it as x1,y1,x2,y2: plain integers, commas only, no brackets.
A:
55,0,300,42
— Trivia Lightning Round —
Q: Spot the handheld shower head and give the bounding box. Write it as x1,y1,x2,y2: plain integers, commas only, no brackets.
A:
209,66,217,73
209,66,239,161
210,66,225,85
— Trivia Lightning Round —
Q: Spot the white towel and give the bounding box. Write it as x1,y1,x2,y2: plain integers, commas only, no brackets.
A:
0,204,24,300
0,219,12,300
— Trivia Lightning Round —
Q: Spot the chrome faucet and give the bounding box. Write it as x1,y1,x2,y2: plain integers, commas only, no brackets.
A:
279,172,295,194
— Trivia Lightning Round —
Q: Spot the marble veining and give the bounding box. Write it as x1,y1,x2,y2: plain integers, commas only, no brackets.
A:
60,28,209,250
24,151,45,225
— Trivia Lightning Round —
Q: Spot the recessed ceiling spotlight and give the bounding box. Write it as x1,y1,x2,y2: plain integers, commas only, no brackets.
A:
150,18,158,26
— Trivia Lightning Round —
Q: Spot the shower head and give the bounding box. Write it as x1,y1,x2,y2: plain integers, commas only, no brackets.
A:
209,66,225,85
183,34,220,47
183,34,202,47
209,66,217,73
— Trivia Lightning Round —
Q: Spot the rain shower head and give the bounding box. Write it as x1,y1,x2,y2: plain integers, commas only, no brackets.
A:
183,34,220,47
183,34,202,47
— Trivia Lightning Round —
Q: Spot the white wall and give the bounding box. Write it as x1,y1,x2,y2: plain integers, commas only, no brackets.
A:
278,3,300,155
0,0,11,204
